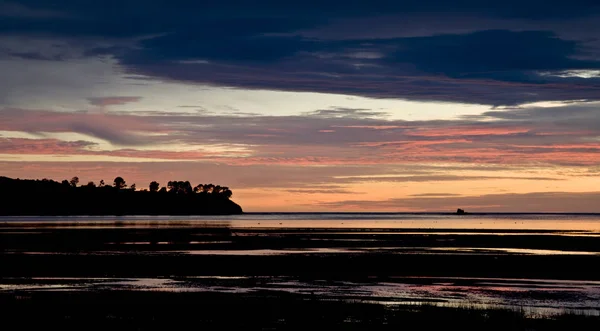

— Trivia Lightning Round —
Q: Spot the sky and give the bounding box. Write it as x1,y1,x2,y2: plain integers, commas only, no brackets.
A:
1,0,600,212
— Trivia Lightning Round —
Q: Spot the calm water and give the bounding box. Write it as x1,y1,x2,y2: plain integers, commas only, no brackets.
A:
2,213,600,231
2,213,600,317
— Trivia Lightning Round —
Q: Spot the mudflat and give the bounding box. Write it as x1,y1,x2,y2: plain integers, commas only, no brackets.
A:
2,215,600,329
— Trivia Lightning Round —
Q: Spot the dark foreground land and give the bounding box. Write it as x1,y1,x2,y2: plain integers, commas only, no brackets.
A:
2,291,599,331
2,222,600,330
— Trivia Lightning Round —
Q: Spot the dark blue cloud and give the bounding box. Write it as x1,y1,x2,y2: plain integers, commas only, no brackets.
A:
388,30,594,76
4,1,599,38
2,0,600,105
116,28,600,105
7,0,600,19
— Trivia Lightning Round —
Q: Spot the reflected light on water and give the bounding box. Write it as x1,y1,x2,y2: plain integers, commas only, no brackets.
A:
2,276,599,317
2,213,600,231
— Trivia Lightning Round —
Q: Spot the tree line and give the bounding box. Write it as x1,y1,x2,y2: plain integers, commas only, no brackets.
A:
3,176,233,199
0,176,242,215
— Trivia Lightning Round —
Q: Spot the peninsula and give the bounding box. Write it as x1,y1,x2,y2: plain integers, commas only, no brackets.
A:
0,176,243,216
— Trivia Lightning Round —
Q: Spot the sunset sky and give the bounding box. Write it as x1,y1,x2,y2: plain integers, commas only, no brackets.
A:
1,1,600,212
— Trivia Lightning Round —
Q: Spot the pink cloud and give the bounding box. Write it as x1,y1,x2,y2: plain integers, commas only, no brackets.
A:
0,138,250,160
0,108,162,145
0,138,95,154
1,107,600,167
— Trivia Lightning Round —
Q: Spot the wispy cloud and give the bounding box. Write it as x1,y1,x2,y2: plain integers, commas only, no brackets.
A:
0,108,159,146
87,96,142,107
2,102,600,165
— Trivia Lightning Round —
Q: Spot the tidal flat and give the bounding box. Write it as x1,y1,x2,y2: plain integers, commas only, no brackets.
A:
1,214,600,329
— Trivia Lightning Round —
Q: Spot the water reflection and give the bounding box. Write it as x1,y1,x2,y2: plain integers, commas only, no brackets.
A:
2,213,600,231
2,276,599,317
423,247,600,255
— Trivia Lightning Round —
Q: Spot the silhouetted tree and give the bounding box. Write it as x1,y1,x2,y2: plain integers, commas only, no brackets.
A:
69,176,79,187
149,181,160,192
221,187,232,198
193,183,233,198
113,177,127,189
99,179,105,187
201,184,214,194
0,176,241,215
167,180,193,194
167,181,177,192
183,181,193,194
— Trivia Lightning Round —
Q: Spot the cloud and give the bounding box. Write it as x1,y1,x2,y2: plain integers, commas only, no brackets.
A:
307,107,388,119
119,51,600,106
409,193,462,197
0,137,252,160
388,30,594,75
316,191,600,212
541,70,600,79
284,188,357,195
0,160,394,189
402,126,531,137
0,158,568,194
330,175,563,183
87,96,142,107
0,1,66,18
0,108,159,146
2,101,600,165
0,137,95,154
2,1,600,105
